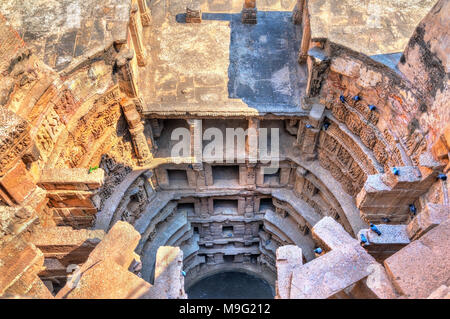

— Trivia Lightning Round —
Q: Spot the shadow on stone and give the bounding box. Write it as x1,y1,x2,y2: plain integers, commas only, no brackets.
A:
175,11,307,111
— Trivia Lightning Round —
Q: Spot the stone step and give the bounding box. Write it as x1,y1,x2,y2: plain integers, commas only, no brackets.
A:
358,225,410,262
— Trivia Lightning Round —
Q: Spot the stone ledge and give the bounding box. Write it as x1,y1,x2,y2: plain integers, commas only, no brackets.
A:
38,168,105,190
407,203,450,240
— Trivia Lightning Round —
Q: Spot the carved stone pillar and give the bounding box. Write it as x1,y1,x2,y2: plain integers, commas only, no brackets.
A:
247,118,259,164
280,167,291,185
129,125,152,166
115,49,139,98
242,0,257,24
301,127,319,159
200,198,209,218
299,103,325,159
137,0,151,26
215,253,224,264
298,2,311,63
187,119,203,170
129,4,147,67
245,197,254,218
292,0,305,25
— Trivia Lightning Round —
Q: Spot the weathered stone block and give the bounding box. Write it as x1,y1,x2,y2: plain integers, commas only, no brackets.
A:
275,245,302,299
312,216,358,251
29,226,105,265
38,168,105,190
290,244,376,299
407,203,449,240
365,225,410,245
359,225,410,262
59,259,151,299
384,219,450,298
381,166,422,190
0,161,36,204
0,239,44,296
87,221,141,269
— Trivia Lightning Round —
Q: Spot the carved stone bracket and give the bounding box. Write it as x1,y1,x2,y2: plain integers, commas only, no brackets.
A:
121,100,153,165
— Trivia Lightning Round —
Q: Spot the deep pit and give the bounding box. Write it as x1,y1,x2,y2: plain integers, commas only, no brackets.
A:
187,271,274,299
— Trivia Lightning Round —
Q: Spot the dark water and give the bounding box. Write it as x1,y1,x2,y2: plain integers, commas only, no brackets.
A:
187,272,274,299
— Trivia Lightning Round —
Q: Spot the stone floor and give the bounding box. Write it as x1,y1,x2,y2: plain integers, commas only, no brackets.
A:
139,0,307,117
307,0,437,56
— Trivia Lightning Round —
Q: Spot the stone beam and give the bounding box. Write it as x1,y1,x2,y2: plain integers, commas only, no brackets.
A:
38,168,105,190
311,216,358,251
